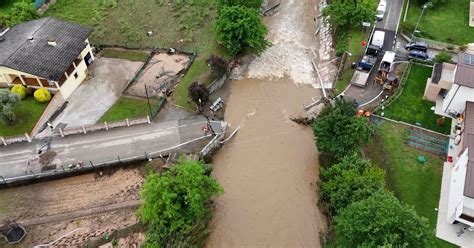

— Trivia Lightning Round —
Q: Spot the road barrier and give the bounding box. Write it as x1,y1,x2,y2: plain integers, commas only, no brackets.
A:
0,116,151,147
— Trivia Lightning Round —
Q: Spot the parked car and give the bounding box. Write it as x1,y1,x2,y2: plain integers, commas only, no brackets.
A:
408,50,431,61
376,0,387,21
405,41,428,52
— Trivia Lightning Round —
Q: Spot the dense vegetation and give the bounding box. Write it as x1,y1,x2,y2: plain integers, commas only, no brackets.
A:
139,159,223,247
313,100,434,247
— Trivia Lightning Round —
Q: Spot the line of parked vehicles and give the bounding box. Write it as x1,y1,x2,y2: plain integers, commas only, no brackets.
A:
349,0,431,88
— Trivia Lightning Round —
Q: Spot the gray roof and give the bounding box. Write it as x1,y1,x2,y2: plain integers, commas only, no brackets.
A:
464,102,474,198
0,17,92,81
431,63,442,84
455,53,474,88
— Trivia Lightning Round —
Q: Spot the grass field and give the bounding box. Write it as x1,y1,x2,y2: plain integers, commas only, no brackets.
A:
405,0,474,45
366,122,456,248
0,97,48,137
99,97,156,123
334,29,369,94
382,64,451,134
45,0,227,111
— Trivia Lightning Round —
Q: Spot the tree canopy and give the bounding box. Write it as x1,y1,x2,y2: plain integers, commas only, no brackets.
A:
215,5,270,56
216,0,263,11
1,1,39,27
320,154,386,213
0,89,21,123
334,191,434,247
322,0,374,32
312,99,373,159
138,159,223,246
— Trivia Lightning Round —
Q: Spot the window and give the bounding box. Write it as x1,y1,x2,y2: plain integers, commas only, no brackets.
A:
74,72,78,79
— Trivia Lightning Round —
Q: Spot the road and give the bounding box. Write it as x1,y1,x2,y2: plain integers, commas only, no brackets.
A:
342,0,404,106
0,116,223,183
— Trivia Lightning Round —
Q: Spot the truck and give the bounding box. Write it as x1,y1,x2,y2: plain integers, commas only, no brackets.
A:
376,0,387,21
378,51,396,73
350,31,385,88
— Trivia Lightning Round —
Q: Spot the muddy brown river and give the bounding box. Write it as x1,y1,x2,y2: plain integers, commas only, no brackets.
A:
207,79,326,247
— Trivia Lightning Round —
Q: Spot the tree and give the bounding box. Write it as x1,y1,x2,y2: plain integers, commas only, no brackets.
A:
322,0,374,32
215,5,270,56
0,89,20,123
188,82,210,111
216,0,263,11
320,154,385,213
2,1,39,27
312,99,373,159
334,191,434,247
138,159,223,246
206,55,229,77
433,52,453,64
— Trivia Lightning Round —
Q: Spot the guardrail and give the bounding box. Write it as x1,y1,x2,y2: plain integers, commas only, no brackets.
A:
0,116,151,147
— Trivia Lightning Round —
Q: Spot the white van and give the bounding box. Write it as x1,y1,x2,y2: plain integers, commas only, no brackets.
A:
371,30,385,48
376,0,387,21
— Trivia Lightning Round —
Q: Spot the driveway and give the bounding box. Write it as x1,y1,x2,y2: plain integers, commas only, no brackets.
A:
38,57,144,137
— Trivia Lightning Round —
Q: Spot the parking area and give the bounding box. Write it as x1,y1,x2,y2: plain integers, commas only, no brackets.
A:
42,57,144,134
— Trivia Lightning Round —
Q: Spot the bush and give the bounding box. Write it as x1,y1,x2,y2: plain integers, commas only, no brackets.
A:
206,55,229,77
11,85,27,99
335,32,348,57
320,154,386,214
0,89,20,123
216,0,263,11
312,99,374,160
2,1,39,27
138,158,223,246
33,88,52,103
215,5,270,56
334,191,434,247
433,51,453,64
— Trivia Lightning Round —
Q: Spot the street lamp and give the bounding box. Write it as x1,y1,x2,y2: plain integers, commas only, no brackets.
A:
411,2,433,41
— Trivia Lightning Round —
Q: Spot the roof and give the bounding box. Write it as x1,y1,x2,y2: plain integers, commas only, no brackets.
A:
431,63,442,84
455,53,474,88
0,17,93,81
464,102,474,198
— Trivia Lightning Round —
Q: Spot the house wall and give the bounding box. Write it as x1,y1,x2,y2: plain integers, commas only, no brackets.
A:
424,78,441,102
0,66,48,85
441,85,474,116
447,148,469,223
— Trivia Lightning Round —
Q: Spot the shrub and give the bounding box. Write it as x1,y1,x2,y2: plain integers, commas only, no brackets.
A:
216,0,263,11
320,154,386,213
138,158,223,246
433,51,453,64
335,32,348,57
34,88,52,103
11,85,27,99
0,89,20,123
334,191,434,247
206,55,229,77
2,1,39,27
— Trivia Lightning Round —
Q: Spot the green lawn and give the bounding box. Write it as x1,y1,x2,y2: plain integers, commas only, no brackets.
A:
45,0,227,111
335,29,369,94
382,64,451,134
99,97,157,123
101,48,150,62
366,122,456,248
405,0,474,45
0,97,48,137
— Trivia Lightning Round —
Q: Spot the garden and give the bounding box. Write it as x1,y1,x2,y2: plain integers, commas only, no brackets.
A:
403,0,474,45
380,64,451,134
0,86,51,137
366,121,455,248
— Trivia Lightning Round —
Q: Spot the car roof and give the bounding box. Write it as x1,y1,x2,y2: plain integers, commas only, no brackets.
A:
410,41,428,46
410,50,426,54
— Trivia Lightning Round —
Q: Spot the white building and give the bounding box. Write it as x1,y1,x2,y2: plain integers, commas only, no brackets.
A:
425,50,474,247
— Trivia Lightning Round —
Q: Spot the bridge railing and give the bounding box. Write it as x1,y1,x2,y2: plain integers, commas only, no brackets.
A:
0,116,151,147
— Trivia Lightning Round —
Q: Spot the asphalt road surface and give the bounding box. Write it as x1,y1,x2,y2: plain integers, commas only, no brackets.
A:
0,116,223,182
342,0,404,106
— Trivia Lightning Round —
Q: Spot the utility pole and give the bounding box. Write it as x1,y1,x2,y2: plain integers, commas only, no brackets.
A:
411,2,432,41
144,84,153,118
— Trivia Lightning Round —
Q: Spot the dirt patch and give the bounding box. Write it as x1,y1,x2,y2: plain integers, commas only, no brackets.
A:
125,53,191,98
207,79,326,247
0,168,144,222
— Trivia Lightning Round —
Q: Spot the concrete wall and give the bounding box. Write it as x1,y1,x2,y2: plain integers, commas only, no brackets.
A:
447,148,469,223
424,78,441,102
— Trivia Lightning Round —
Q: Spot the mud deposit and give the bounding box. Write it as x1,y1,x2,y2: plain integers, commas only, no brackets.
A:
207,79,326,247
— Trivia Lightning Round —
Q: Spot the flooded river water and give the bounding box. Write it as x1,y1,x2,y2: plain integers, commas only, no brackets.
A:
207,0,326,246
207,79,326,247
